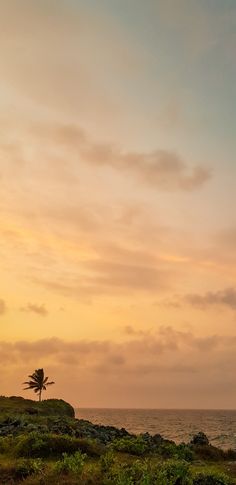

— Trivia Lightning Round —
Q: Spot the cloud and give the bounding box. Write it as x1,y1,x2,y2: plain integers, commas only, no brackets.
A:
0,299,7,316
0,326,223,368
186,287,236,310
1,327,236,407
31,123,211,192
20,303,48,317
33,258,168,300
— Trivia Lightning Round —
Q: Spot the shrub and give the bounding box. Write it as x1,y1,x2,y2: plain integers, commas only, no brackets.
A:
130,460,153,485
100,450,116,472
14,458,43,479
192,444,224,462
177,443,195,462
154,459,192,485
104,459,192,485
0,436,13,454
103,462,135,485
111,436,149,456
193,469,232,485
54,451,86,477
158,442,194,461
14,431,102,458
224,448,236,460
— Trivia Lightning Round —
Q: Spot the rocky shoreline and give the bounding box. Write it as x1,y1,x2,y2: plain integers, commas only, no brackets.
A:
0,397,236,484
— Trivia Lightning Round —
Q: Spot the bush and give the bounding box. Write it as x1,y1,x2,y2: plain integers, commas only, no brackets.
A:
104,459,192,485
177,443,195,461
224,448,236,460
0,436,13,454
54,451,86,477
14,458,43,479
193,469,233,484
154,460,192,485
103,462,135,485
100,450,116,472
158,442,194,461
192,444,224,462
111,436,149,456
14,431,102,458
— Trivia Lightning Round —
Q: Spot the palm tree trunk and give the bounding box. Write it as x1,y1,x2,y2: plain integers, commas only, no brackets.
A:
39,390,42,402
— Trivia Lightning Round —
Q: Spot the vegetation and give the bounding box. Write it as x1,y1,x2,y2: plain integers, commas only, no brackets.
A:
0,396,235,484
23,368,55,401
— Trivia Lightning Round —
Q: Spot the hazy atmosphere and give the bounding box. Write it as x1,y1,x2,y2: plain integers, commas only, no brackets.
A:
1,0,236,408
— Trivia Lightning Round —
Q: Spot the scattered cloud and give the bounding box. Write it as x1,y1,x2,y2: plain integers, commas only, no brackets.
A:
31,123,211,192
186,287,236,310
20,303,48,317
0,327,224,369
1,326,236,406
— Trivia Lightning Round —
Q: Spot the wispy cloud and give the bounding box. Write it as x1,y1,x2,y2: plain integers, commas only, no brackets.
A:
29,123,211,192
186,287,236,310
20,303,48,317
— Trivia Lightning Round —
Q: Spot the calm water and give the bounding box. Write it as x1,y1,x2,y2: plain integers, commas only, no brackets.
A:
76,408,236,450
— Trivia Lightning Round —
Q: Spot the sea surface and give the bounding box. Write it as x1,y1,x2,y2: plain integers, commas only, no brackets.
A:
76,408,236,450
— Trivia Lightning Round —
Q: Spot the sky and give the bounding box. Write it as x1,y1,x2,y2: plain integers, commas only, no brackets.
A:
0,0,236,408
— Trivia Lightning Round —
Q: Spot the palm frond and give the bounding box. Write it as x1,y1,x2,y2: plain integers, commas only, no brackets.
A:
23,368,54,400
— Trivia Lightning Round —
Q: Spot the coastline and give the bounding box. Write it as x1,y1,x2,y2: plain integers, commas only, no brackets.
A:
0,396,235,483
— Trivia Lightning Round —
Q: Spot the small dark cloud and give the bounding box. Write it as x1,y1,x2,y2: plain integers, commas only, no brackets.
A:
20,303,48,317
123,325,151,337
186,287,236,310
0,299,7,316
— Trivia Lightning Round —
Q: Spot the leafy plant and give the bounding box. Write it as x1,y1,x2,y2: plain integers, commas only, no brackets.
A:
54,450,86,476
100,449,116,472
193,469,233,484
154,459,192,485
111,436,149,456
13,431,103,459
14,458,43,479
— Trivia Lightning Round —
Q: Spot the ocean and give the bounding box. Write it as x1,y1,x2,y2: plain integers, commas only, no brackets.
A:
76,408,236,450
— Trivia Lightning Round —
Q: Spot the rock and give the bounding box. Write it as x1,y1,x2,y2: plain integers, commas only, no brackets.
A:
190,432,209,446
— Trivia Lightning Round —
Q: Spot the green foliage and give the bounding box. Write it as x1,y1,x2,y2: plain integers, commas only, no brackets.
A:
104,462,135,485
54,451,86,477
111,436,149,456
100,449,116,472
0,395,75,417
154,459,192,485
158,442,194,461
192,444,225,462
14,431,101,458
14,458,43,479
0,436,13,454
193,469,233,484
104,459,193,485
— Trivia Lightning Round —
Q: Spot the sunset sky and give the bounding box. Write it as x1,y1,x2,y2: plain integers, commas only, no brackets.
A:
0,0,236,408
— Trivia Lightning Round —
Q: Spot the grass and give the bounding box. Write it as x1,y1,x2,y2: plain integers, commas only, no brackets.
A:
0,396,75,417
0,396,235,484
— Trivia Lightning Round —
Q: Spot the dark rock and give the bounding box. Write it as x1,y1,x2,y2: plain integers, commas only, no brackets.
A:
190,432,209,446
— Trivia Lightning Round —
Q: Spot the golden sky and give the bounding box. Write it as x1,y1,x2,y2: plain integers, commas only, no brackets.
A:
0,0,236,408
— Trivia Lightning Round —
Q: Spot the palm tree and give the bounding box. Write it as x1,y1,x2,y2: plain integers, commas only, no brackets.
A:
23,368,55,402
